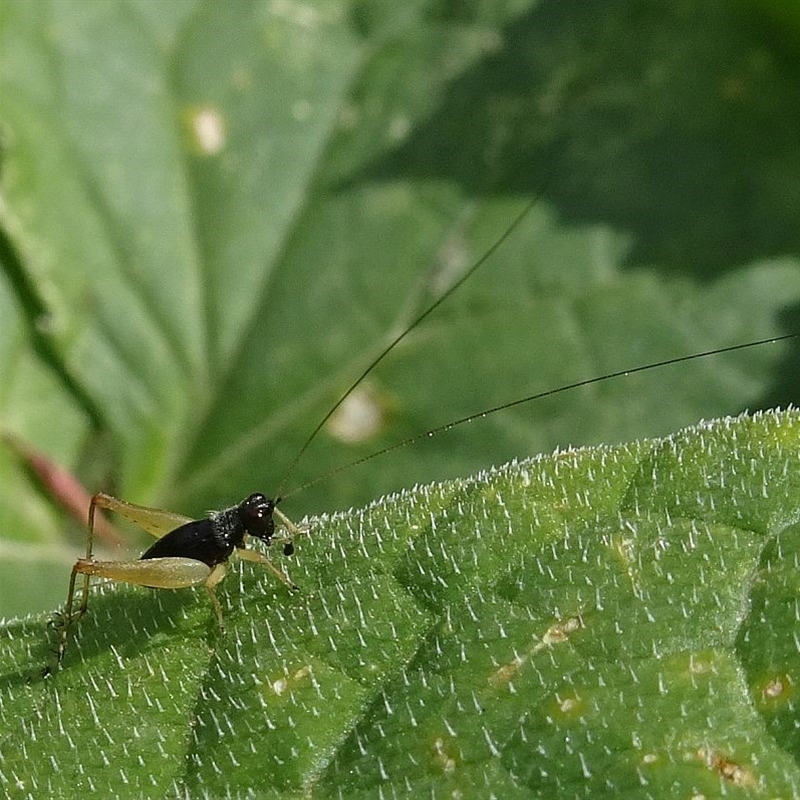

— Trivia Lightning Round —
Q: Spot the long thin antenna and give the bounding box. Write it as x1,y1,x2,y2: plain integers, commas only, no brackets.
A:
276,192,546,495
280,333,796,499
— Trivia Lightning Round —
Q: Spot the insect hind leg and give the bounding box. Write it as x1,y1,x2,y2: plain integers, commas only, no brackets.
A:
44,493,198,676
44,559,93,676
45,495,110,674
90,492,192,539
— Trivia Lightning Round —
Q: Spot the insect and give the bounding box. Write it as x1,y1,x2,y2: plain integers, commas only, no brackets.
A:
43,189,797,674
44,491,304,675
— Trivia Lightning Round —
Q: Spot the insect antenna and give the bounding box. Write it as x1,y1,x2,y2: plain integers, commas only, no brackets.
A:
275,191,546,499
280,332,798,500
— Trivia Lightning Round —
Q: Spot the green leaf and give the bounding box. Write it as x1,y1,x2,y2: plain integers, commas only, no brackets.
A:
1,410,798,797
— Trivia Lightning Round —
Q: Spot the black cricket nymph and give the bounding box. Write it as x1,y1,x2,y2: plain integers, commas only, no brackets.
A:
45,491,301,675
139,493,285,569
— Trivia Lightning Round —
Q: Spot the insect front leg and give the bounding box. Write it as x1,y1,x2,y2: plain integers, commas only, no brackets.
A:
237,547,299,591
273,507,308,539
270,506,313,560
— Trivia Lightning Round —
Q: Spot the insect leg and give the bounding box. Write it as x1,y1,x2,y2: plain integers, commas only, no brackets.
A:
204,563,227,631
46,556,213,674
237,547,299,591
71,556,213,588
68,493,194,629
273,507,308,539
46,494,110,673
269,506,312,559
90,492,192,539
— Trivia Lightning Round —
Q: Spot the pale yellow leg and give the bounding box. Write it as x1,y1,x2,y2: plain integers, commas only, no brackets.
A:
273,507,308,538
204,563,227,630
237,548,299,591
90,492,192,539
46,555,213,675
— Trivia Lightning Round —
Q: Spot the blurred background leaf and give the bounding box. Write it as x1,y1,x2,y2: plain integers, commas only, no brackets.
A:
1,0,799,621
